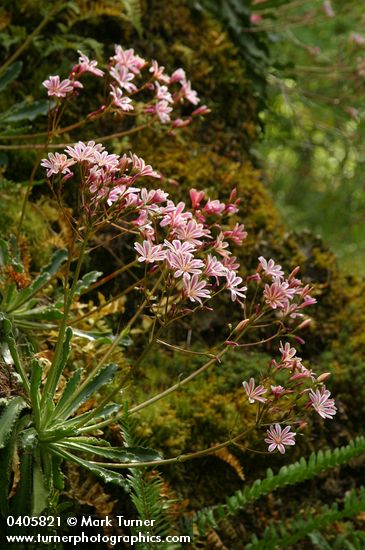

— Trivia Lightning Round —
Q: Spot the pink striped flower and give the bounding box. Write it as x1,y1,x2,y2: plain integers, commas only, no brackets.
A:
164,239,195,256
113,46,145,74
110,85,134,111
270,385,286,399
224,223,248,245
109,65,136,93
279,341,299,368
154,100,173,123
225,270,247,302
180,80,199,105
242,378,267,404
134,241,166,263
167,251,204,279
170,68,186,84
160,202,191,229
263,281,292,309
265,424,296,454
174,219,210,247
290,366,315,381
64,141,102,163
204,255,227,281
75,51,104,77
155,82,173,103
203,199,225,215
183,273,211,305
259,257,284,280
213,233,231,258
41,152,76,178
309,387,337,419
131,154,160,179
222,256,240,272
43,75,82,98
93,150,120,172
149,60,170,83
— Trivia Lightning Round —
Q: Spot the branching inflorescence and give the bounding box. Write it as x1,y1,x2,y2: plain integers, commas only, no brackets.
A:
39,45,337,458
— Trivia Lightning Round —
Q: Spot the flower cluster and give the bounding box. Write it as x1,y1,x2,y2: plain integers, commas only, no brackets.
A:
42,142,247,307
242,339,337,454
257,256,317,318
42,46,209,128
43,52,104,98
41,141,160,216
131,187,249,306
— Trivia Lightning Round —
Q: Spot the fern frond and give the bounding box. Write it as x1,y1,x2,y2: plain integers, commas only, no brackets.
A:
309,529,365,550
212,448,244,480
120,0,143,36
194,437,365,535
122,415,179,549
206,527,229,550
245,487,365,549
63,0,143,36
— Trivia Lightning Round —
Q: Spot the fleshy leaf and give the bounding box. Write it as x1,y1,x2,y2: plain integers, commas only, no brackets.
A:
74,271,103,296
54,363,118,421
52,446,130,490
32,460,49,515
0,397,27,449
8,249,68,311
0,99,51,124
58,441,163,464
0,62,22,92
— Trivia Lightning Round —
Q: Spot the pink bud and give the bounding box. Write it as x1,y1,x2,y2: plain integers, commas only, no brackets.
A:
192,105,211,117
87,105,106,119
225,340,239,347
172,117,192,128
70,66,80,76
270,385,285,398
297,319,311,331
189,188,205,209
169,68,186,84
247,273,261,282
229,188,238,202
288,266,300,280
250,13,263,24
61,172,74,183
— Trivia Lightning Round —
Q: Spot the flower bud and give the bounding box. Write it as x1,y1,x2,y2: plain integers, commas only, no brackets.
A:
288,266,300,280
297,319,311,331
87,105,106,119
298,421,308,431
247,273,261,282
192,105,211,117
172,117,192,128
270,385,285,399
233,318,250,334
316,372,331,383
